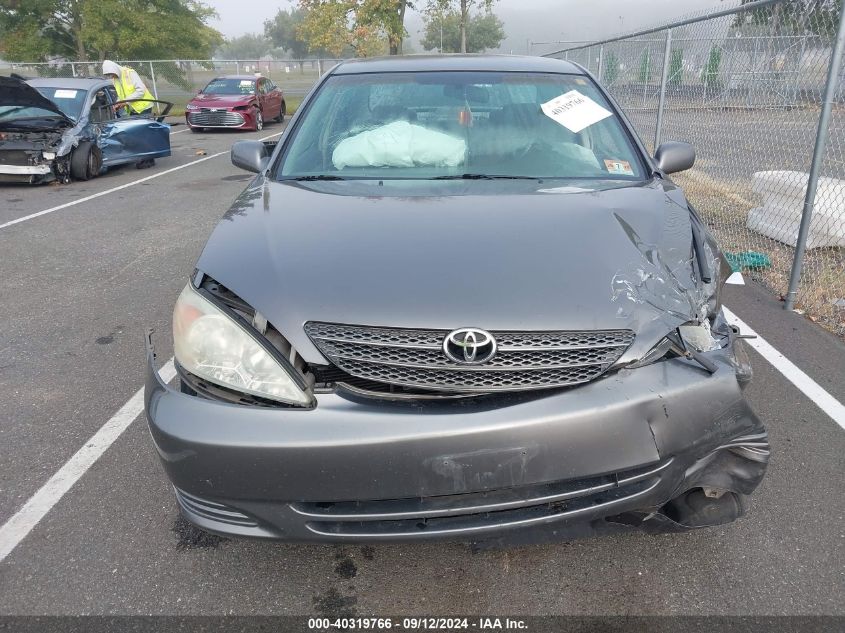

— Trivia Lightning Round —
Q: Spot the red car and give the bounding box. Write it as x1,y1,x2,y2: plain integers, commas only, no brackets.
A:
185,75,285,132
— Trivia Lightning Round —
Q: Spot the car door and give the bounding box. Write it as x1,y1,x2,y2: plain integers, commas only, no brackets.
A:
96,85,170,166
254,78,266,115
258,79,278,119
261,78,276,117
266,80,282,118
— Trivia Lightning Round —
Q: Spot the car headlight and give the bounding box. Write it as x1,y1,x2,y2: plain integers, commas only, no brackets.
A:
172,283,311,406
186,104,199,110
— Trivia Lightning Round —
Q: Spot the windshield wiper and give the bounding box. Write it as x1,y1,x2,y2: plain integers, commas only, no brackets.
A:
432,173,538,180
289,175,346,181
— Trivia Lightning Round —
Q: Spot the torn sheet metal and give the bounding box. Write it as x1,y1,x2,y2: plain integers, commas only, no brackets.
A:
610,185,723,339
610,213,710,328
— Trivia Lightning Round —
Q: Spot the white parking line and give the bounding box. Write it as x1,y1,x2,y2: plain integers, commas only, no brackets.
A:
0,359,176,563
170,128,191,135
0,131,281,232
723,306,845,429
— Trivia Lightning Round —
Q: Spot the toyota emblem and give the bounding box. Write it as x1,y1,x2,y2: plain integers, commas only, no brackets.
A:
443,328,497,364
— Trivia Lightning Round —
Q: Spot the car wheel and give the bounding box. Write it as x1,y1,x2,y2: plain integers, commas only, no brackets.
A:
254,109,263,131
275,102,286,123
70,141,101,181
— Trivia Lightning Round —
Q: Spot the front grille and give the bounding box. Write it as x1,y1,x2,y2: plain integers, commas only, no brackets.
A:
0,150,33,166
293,459,671,538
305,322,634,393
188,110,245,126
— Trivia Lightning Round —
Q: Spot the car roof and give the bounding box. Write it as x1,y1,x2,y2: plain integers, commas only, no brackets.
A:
26,77,110,91
331,54,585,75
213,75,261,80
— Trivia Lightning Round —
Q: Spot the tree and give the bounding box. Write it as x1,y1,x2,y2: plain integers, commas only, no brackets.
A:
216,33,273,59
603,51,619,84
638,47,651,83
0,0,222,62
668,48,683,87
702,44,722,92
297,0,411,57
264,7,310,59
425,1,496,53
727,0,842,37
420,9,504,53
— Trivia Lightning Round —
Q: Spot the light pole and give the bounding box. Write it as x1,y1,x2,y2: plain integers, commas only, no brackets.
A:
440,16,444,52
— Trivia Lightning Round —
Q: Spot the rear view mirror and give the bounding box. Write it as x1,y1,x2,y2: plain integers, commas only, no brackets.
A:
466,85,490,104
231,140,268,173
442,84,490,104
654,141,695,174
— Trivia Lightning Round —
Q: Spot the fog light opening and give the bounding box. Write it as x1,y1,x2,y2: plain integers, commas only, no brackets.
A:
661,488,745,528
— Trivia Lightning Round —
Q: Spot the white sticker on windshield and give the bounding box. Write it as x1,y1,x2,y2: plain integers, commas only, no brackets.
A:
540,90,612,133
53,89,78,99
239,80,253,86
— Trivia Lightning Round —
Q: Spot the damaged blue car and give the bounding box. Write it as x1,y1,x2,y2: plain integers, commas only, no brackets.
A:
0,76,172,184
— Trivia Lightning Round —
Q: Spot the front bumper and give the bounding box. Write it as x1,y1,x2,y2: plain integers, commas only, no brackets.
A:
0,163,52,175
145,336,768,543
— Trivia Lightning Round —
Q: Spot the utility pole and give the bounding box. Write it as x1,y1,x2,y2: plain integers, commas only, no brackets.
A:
441,13,444,52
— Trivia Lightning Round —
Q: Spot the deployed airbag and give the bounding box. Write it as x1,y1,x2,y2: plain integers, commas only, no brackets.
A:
332,121,466,170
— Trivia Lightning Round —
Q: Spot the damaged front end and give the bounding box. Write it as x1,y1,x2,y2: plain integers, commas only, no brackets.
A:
0,128,71,184
141,174,771,545
0,75,77,184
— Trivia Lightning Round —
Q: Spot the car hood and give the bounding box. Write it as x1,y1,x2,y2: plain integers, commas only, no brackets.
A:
190,94,253,107
0,76,74,125
196,178,718,364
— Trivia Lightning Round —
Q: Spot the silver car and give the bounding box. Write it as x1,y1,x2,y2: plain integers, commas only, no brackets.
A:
145,55,768,545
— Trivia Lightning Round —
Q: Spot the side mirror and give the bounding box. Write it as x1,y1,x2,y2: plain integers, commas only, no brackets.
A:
654,141,695,174
231,140,269,173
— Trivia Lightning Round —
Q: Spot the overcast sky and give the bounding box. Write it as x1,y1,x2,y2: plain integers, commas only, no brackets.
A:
207,0,739,53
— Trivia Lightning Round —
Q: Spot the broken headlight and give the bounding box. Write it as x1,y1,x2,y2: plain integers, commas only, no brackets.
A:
172,283,311,406
677,322,720,353
628,321,721,370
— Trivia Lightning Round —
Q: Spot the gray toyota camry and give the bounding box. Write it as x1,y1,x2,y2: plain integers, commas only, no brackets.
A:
144,55,769,544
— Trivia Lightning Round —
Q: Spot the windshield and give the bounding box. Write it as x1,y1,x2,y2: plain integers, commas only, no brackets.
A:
34,87,86,120
279,71,645,181
202,78,256,95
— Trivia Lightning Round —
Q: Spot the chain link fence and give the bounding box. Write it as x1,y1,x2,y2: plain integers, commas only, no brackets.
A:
545,0,845,336
0,59,346,113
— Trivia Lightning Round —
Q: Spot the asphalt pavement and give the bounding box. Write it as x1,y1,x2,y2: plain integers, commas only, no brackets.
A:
0,118,843,617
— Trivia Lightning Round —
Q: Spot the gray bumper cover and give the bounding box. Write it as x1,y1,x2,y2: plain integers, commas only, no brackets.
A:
144,338,767,542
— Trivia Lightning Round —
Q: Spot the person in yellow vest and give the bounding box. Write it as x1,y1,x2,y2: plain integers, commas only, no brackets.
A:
102,60,154,116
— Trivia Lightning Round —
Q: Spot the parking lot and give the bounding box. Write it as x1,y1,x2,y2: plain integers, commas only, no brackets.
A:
1,117,844,618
